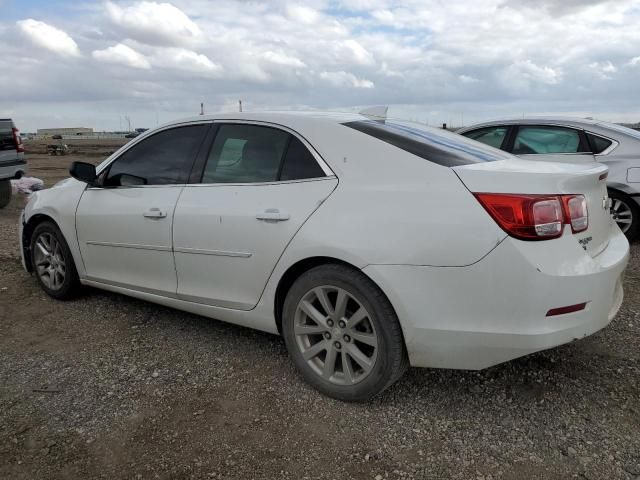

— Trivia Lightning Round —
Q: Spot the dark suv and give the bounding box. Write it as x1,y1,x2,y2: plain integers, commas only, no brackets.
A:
0,119,26,208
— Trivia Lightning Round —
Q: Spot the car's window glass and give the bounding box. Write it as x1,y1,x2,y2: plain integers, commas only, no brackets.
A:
280,137,325,180
343,120,509,165
513,126,582,154
586,133,613,154
0,120,15,151
461,126,508,150
104,125,207,187
202,124,289,183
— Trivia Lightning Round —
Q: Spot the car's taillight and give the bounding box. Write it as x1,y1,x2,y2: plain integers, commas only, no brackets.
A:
475,193,588,241
12,127,24,153
562,195,588,233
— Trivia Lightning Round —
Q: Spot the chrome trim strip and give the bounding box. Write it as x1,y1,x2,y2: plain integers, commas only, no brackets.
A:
86,240,171,252
173,247,252,258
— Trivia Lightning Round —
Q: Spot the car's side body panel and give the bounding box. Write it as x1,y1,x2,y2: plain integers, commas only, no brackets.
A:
173,178,338,310
76,185,184,296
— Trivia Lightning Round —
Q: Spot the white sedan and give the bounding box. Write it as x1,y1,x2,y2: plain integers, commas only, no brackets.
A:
19,112,629,401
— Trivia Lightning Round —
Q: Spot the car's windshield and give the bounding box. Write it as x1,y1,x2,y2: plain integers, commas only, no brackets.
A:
343,119,511,166
597,121,640,141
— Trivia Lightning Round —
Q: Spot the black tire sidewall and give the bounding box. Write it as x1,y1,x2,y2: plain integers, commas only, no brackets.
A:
0,179,11,209
30,221,80,300
282,265,405,402
609,189,640,242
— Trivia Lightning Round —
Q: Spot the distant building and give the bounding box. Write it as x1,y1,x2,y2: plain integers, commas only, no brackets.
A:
37,127,94,136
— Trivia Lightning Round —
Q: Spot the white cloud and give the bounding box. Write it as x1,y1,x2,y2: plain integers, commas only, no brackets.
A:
320,71,374,88
106,1,202,46
92,43,151,69
17,19,80,57
262,51,306,68
459,75,478,83
589,60,618,79
286,5,320,25
627,56,640,67
151,48,222,76
341,39,375,66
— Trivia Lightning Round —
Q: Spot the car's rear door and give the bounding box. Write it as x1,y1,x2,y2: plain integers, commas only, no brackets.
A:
76,123,210,296
173,121,337,310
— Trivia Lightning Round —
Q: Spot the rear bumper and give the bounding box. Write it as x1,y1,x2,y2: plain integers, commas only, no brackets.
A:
364,226,629,369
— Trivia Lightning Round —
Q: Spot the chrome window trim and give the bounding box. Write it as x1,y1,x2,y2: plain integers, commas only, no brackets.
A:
188,176,337,188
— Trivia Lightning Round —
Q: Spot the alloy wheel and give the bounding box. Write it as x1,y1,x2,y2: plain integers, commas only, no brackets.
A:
294,285,378,385
611,198,633,233
34,232,66,291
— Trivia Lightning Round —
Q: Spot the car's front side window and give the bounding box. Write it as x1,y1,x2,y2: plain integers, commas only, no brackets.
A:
201,124,325,183
513,126,584,155
103,125,208,187
461,126,509,150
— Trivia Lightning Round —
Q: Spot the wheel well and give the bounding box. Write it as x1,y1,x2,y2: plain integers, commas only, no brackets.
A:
22,214,57,272
274,256,360,334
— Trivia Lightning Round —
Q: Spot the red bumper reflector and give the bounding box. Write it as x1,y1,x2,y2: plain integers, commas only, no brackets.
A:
546,302,587,317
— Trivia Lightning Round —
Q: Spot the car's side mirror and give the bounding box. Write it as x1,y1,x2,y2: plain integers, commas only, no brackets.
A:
69,161,97,185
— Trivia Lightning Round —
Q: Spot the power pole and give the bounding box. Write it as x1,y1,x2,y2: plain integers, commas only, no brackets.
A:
239,99,243,112
200,103,204,115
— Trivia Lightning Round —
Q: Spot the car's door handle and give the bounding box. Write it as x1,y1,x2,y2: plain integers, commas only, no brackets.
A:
256,209,290,222
143,208,167,219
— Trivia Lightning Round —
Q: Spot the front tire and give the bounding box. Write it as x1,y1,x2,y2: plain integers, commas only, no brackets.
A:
30,221,81,300
0,179,11,208
609,189,640,242
282,264,408,402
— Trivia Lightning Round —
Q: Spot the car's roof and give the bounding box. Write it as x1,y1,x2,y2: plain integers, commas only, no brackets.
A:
170,110,365,128
457,116,603,132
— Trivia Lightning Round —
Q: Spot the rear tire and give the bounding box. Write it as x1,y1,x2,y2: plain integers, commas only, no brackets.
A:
0,179,11,208
30,221,81,300
609,189,640,242
282,264,408,402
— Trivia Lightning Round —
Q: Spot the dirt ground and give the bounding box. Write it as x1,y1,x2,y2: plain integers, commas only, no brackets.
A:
0,142,639,480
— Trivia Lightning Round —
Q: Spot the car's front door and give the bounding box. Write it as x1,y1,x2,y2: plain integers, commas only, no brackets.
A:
508,125,596,164
173,122,338,310
75,123,209,295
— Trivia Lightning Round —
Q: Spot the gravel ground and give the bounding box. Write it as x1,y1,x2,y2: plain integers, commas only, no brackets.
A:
0,147,639,479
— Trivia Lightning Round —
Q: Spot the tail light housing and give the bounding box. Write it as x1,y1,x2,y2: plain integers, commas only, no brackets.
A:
12,127,24,153
475,193,588,241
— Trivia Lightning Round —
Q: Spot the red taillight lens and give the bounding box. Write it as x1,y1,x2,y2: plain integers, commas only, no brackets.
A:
562,195,588,233
12,127,24,153
475,193,589,241
474,193,563,240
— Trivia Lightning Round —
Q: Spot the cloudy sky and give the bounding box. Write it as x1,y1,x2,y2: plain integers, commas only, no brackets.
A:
1,0,639,132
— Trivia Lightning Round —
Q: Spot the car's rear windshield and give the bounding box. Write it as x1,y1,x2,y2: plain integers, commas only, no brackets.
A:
343,120,510,166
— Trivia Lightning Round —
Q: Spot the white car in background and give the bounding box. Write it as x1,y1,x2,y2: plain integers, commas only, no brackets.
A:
458,118,640,241
19,112,629,401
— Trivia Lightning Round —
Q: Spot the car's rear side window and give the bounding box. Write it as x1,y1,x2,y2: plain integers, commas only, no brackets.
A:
343,120,509,166
512,126,585,155
586,133,613,154
461,126,508,150
201,124,326,183
280,137,325,181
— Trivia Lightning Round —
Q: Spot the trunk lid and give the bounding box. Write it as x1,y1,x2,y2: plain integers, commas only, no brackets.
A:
453,158,613,257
